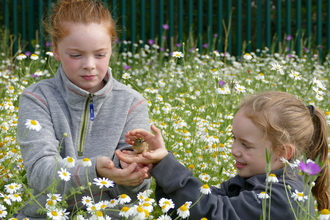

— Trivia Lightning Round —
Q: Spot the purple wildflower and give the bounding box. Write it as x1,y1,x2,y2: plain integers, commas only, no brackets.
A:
203,43,208,48
123,65,131,70
162,24,169,30
286,35,293,41
298,160,321,175
213,34,218,37
285,47,290,52
176,43,181,47
218,81,226,86
25,51,32,56
148,39,154,45
304,47,309,52
45,42,52,47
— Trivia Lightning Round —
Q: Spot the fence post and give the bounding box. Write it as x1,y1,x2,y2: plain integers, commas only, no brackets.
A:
197,0,203,52
326,1,330,53
246,0,251,53
316,0,322,60
158,0,164,46
295,0,301,56
149,0,155,41
168,0,174,51
256,0,262,53
265,0,271,50
207,0,213,51
140,0,146,46
130,0,136,46
226,0,232,54
306,0,312,50
275,0,282,53
216,0,223,53
236,0,242,57
178,0,183,47
13,0,18,53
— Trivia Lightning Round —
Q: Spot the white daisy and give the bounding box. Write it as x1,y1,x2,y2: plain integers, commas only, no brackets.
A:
108,198,119,208
47,193,62,202
118,194,132,204
157,214,172,220
291,190,308,202
9,193,22,202
270,62,284,75
243,53,252,60
25,119,42,131
57,168,71,181
0,204,7,218
172,51,184,58
266,173,279,183
93,177,114,189
30,54,39,60
82,158,92,167
122,73,131,79
16,53,27,60
200,184,212,195
257,191,270,199
119,206,132,218
82,196,93,206
318,209,330,220
63,156,75,168
159,198,175,213
177,202,191,219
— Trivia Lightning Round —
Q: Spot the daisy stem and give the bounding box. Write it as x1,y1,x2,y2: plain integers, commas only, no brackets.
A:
282,165,298,220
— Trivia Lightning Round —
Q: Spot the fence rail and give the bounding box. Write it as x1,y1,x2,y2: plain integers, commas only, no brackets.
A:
1,0,330,57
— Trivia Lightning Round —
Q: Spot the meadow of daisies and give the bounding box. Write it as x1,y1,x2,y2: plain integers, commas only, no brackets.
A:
0,31,330,219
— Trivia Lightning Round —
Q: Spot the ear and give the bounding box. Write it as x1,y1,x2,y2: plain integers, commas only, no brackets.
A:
278,143,295,160
52,45,61,61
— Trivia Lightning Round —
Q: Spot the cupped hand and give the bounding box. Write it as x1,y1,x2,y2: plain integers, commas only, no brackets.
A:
116,124,168,165
96,156,149,186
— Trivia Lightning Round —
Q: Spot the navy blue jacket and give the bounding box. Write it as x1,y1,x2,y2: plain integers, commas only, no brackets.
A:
151,153,313,220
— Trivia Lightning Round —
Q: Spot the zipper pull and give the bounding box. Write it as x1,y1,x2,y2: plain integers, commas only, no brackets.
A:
89,94,95,121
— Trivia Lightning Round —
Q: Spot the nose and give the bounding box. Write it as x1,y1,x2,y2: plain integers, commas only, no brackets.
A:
83,57,96,70
231,142,241,158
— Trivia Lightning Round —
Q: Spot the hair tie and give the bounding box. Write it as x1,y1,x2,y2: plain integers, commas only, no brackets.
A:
307,105,315,117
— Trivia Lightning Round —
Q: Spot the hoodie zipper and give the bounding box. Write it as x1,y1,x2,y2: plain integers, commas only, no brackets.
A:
78,93,95,156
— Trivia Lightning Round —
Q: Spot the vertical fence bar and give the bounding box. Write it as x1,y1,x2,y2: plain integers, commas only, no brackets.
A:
140,0,146,45
13,0,18,53
256,0,262,52
28,0,34,52
327,1,330,52
130,0,136,45
226,0,232,54
295,0,301,56
316,0,322,60
216,0,223,52
236,0,242,56
246,0,251,53
150,0,155,41
178,0,183,46
306,0,312,49
120,0,126,49
111,0,117,20
4,0,9,29
21,0,26,49
168,0,174,51
265,0,271,50
197,0,203,52
188,0,193,34
207,0,213,51
39,0,44,50
158,0,164,46
285,0,291,36
275,0,281,53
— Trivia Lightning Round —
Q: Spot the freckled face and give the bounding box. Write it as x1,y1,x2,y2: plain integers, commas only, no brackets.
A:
231,110,282,178
53,22,112,93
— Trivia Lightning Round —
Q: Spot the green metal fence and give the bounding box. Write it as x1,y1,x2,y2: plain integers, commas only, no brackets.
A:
2,0,330,57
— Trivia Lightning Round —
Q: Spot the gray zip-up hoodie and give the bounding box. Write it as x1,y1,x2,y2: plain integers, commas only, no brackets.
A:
17,66,150,219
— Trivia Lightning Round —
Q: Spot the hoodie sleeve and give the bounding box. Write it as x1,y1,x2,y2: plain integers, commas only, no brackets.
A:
150,153,299,220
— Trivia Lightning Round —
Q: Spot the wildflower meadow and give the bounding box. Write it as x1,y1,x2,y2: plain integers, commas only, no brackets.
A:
0,28,330,219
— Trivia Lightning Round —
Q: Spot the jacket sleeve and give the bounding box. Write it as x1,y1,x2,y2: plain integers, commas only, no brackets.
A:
17,90,104,195
150,153,297,220
111,93,151,196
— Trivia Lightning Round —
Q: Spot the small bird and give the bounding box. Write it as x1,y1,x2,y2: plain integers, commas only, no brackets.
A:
132,137,149,154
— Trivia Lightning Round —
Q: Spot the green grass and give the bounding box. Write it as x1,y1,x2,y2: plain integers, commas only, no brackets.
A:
0,35,329,219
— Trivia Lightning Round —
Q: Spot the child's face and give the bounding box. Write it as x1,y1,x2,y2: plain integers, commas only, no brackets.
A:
53,22,112,93
231,110,282,178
